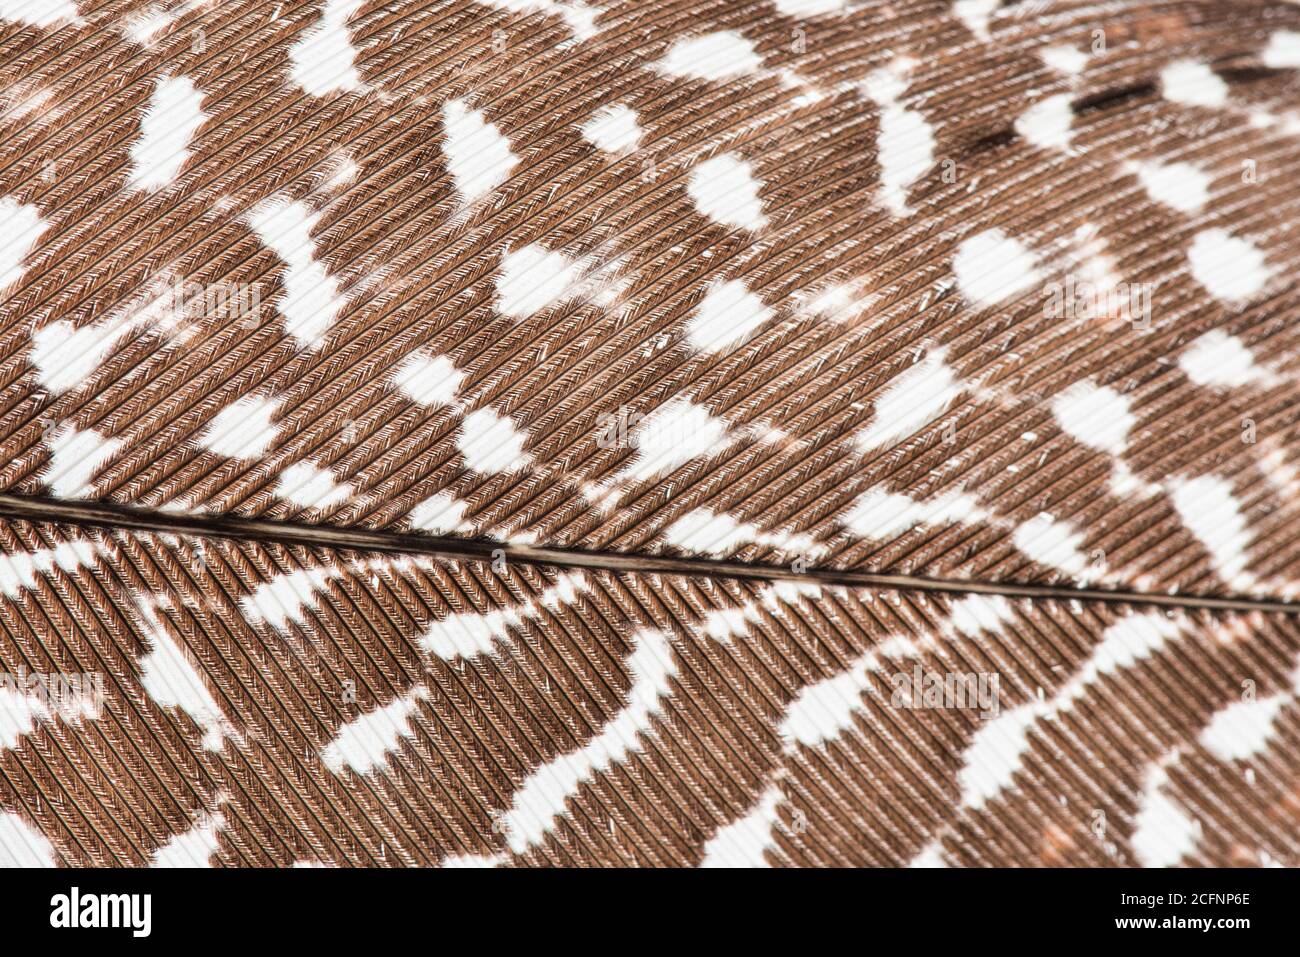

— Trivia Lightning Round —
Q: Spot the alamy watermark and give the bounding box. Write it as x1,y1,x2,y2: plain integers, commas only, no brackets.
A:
1043,275,1154,329
158,276,261,322
50,887,151,937
596,405,719,451
1,669,106,718
888,666,1000,719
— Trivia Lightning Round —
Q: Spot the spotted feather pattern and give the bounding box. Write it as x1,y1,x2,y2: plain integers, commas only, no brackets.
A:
0,0,1298,867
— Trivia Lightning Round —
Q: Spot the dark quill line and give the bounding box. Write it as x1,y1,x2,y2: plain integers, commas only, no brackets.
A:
0,492,1295,615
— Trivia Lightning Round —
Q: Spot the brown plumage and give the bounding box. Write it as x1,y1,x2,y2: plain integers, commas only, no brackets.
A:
0,0,1297,866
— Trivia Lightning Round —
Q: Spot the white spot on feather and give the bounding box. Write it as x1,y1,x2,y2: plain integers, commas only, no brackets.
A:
1111,460,1160,499
1160,60,1228,108
245,198,345,349
0,679,99,750
658,31,763,81
1167,474,1256,590
422,612,524,662
42,425,121,499
860,58,934,216
612,399,730,486
1247,108,1300,136
1262,31,1300,69
1131,762,1198,867
1187,228,1270,304
322,686,427,775
1012,512,1096,581
1051,380,1134,455
763,580,823,611
137,601,234,751
947,593,1017,638
662,508,821,557
0,0,80,28
1015,94,1074,152
701,605,761,642
777,637,917,753
1039,45,1088,77
391,351,463,406
0,539,101,599
581,103,641,154
495,244,583,318
557,2,600,40
842,487,985,539
129,76,207,191
1128,158,1210,214
687,153,767,231
0,196,49,290
421,573,589,659
0,811,54,867
240,566,343,633
1179,330,1266,388
289,0,365,97
408,493,472,533
479,0,601,41
780,664,875,749
1199,693,1288,762
686,278,773,351
275,461,353,511
800,282,858,319
457,407,532,474
953,228,1044,307
1057,611,1183,703
200,395,279,460
31,282,185,393
854,348,962,451
958,701,1044,809
120,5,177,45
699,784,782,868
499,629,676,853
0,85,55,124
774,0,845,14
962,611,1184,807
698,581,820,642
441,99,517,204
152,810,225,867
953,0,997,40
909,840,947,868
